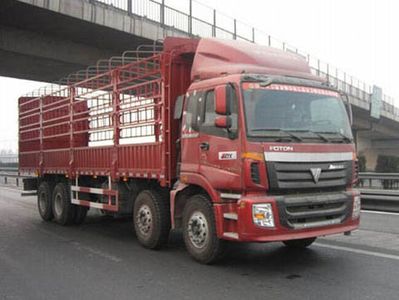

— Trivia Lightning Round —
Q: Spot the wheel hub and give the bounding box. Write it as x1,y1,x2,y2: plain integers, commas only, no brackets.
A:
54,193,63,216
39,191,47,213
136,205,152,236
187,211,209,249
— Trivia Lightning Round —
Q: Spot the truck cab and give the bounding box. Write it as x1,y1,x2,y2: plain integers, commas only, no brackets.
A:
171,38,360,263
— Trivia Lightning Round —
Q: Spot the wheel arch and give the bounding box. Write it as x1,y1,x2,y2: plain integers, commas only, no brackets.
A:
171,173,219,229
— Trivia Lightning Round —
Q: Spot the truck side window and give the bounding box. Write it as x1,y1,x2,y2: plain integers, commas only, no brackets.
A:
183,92,202,132
200,88,238,138
203,91,216,125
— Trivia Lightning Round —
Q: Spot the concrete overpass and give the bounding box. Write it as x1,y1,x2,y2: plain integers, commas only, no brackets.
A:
0,0,188,82
0,0,398,170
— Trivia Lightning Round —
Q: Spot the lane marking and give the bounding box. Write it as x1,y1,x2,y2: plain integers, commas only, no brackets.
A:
72,242,122,263
361,210,399,216
314,243,399,261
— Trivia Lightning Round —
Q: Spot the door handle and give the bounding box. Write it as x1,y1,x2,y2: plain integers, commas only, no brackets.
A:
199,142,210,151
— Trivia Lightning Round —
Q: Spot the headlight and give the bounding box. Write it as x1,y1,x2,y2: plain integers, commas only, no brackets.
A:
352,195,361,219
253,203,275,227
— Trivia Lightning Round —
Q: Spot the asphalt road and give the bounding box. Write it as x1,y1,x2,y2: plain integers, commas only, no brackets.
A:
1,186,398,300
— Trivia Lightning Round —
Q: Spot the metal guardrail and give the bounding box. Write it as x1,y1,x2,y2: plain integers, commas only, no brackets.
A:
359,172,399,190
0,167,21,187
0,167,37,196
359,172,399,180
0,154,18,164
358,172,399,212
90,0,398,117
359,189,399,213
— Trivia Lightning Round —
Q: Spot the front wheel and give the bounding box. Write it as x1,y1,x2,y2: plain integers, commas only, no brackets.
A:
182,194,225,264
283,237,316,248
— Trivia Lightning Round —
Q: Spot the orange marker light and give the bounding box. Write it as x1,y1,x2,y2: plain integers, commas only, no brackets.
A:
242,152,264,161
254,213,265,219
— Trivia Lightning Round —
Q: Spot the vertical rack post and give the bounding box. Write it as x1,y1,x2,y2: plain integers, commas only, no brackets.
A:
188,0,192,35
127,0,132,15
160,0,165,26
212,9,216,37
39,96,44,176
69,86,75,178
233,19,237,39
111,69,121,179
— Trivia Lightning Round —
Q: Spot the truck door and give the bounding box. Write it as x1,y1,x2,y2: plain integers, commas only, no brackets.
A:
197,87,242,191
180,91,203,174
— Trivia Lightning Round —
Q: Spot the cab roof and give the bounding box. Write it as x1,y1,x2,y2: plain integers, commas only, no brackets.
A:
168,38,323,82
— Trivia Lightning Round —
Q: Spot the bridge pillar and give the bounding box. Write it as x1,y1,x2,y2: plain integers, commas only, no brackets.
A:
356,134,378,171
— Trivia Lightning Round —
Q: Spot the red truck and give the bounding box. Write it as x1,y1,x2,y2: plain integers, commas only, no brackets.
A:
19,37,360,263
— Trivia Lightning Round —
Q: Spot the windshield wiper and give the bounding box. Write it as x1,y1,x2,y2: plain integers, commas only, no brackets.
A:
282,129,331,142
251,128,303,141
315,131,353,143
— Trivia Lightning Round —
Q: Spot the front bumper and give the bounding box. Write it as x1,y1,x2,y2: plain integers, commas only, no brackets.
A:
216,190,360,242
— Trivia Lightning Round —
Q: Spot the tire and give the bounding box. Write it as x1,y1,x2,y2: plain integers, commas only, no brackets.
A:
182,194,225,264
133,190,170,249
73,206,88,225
52,182,75,226
37,181,53,221
283,237,316,248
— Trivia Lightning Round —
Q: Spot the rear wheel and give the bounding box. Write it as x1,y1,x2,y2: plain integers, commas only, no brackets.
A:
37,181,53,221
182,194,225,264
283,237,316,248
133,190,170,249
52,182,75,225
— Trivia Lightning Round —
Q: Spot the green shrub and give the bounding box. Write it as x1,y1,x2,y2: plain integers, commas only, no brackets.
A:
375,155,399,172
358,156,366,172
375,155,399,189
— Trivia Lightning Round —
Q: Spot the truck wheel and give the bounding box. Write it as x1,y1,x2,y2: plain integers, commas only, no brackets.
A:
182,194,225,264
73,206,88,225
37,181,53,221
133,190,170,249
283,237,316,248
52,182,75,226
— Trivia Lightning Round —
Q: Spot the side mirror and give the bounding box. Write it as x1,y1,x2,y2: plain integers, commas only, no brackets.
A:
174,95,184,120
215,84,233,115
215,116,232,129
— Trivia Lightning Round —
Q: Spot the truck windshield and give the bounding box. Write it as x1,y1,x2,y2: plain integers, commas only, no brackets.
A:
242,83,353,143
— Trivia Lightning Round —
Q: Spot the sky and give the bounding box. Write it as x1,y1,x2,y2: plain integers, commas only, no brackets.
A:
190,0,399,97
0,0,398,151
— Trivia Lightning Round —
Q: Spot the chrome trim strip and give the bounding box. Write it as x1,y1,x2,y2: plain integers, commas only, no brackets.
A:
223,232,239,239
264,152,353,162
220,193,241,200
223,213,238,220
291,217,342,229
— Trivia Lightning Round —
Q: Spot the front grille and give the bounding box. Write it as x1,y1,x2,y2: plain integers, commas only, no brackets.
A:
276,192,352,229
267,161,352,191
